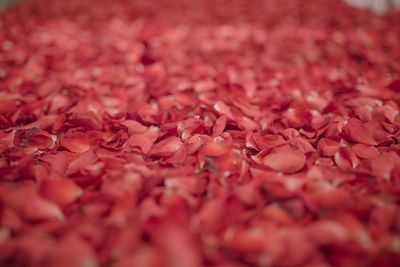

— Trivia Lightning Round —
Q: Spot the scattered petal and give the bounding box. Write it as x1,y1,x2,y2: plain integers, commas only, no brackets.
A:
263,145,306,173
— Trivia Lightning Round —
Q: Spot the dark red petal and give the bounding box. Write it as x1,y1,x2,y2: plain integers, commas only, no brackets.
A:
388,80,400,93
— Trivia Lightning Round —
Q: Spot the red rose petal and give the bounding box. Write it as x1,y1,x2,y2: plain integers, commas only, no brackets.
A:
14,129,56,150
334,146,359,170
39,178,82,206
120,120,148,135
342,118,377,145
251,133,286,150
352,144,380,159
67,149,98,176
263,145,306,173
153,223,202,267
200,138,230,157
66,112,102,131
3,184,64,222
128,134,153,154
279,227,315,267
20,115,59,130
150,136,184,157
318,137,342,156
212,115,227,137
306,220,348,245
49,94,72,113
42,235,98,267
304,183,351,211
0,100,17,115
60,131,92,153
370,152,399,180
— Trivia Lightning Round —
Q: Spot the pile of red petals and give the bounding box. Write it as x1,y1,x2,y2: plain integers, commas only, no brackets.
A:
1,0,400,266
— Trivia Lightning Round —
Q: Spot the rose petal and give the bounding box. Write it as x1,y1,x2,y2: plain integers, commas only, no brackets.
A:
67,149,97,175
212,115,227,137
263,145,306,173
342,118,376,145
39,178,82,206
150,136,184,157
352,144,380,159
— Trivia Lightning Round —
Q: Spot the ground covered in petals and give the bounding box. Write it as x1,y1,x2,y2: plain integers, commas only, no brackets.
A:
1,0,400,266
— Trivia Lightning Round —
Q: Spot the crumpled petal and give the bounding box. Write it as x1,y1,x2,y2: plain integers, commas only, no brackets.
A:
14,129,56,150
149,136,187,163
